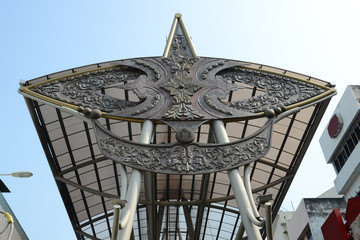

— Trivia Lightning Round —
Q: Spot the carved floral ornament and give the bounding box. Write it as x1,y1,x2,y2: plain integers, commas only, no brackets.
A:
93,118,273,174
19,14,336,174
24,57,330,122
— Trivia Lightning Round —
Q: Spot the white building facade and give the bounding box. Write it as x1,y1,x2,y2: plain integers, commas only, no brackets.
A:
320,85,360,199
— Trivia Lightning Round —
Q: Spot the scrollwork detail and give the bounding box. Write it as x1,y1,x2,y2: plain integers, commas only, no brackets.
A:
31,67,142,112
98,135,269,174
132,95,161,115
204,94,233,115
219,68,325,112
94,119,272,174
201,60,226,80
28,56,330,121
134,60,161,80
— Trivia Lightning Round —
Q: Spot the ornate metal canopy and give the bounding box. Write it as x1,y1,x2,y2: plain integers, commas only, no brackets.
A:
20,14,336,239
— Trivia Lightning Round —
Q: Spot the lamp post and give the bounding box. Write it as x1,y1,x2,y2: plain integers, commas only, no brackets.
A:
0,172,33,193
0,171,32,240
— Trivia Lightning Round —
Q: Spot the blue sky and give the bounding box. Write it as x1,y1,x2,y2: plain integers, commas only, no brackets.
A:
1,1,360,239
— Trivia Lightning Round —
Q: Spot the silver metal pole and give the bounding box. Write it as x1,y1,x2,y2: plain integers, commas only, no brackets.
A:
244,164,260,219
117,120,154,240
265,202,273,240
111,205,121,240
212,120,263,240
235,222,245,240
119,164,128,200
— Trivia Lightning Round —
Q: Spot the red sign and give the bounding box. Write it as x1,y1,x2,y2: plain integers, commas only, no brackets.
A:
345,196,360,225
322,209,349,240
328,114,343,138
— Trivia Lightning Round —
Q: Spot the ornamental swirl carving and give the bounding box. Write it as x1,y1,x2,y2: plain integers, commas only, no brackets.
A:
218,68,326,112
132,94,161,115
134,60,161,80
31,67,142,112
27,57,329,122
93,119,273,175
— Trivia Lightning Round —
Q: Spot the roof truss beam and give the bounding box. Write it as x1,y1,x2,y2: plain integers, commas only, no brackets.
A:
194,173,210,239
54,176,118,199
144,172,156,240
182,204,195,239
155,205,165,240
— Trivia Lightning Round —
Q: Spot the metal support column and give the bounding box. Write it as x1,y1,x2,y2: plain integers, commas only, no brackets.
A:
264,202,273,240
212,120,263,240
111,205,121,240
155,205,165,240
145,171,156,240
117,120,154,240
182,205,195,239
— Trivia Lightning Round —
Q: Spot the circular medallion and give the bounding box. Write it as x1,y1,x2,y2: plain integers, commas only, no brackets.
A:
176,128,195,143
328,113,343,138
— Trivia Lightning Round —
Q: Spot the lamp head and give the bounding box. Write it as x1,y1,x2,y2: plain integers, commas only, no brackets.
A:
11,172,33,178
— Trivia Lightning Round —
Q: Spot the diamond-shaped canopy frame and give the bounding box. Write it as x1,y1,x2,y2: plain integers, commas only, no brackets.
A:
20,13,336,239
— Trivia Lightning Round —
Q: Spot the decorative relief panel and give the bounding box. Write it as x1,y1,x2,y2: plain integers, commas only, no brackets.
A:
161,34,203,119
28,57,326,122
94,119,273,174
218,68,325,113
31,67,143,112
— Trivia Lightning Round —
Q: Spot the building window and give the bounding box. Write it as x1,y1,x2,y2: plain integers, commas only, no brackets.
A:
334,159,341,173
347,137,355,152
332,120,360,173
355,122,360,138
343,144,351,158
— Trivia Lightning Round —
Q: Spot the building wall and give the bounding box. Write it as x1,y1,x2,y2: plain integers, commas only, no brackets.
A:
320,85,360,198
283,198,347,240
305,198,347,240
287,199,309,240
0,193,28,240
334,144,360,195
345,173,360,199
273,211,293,240
320,86,360,162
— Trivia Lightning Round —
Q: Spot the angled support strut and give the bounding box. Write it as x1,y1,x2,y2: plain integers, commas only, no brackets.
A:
212,120,263,240
116,120,154,240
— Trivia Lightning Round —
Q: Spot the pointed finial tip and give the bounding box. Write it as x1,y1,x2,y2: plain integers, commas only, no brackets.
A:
175,13,182,18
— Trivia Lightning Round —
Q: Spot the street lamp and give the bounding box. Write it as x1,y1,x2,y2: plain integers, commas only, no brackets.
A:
0,172,33,178
0,171,33,193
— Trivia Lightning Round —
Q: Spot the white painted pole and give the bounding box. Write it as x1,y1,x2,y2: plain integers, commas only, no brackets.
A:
111,205,121,240
265,202,273,240
244,164,261,219
212,120,263,240
117,120,154,240
119,164,128,200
